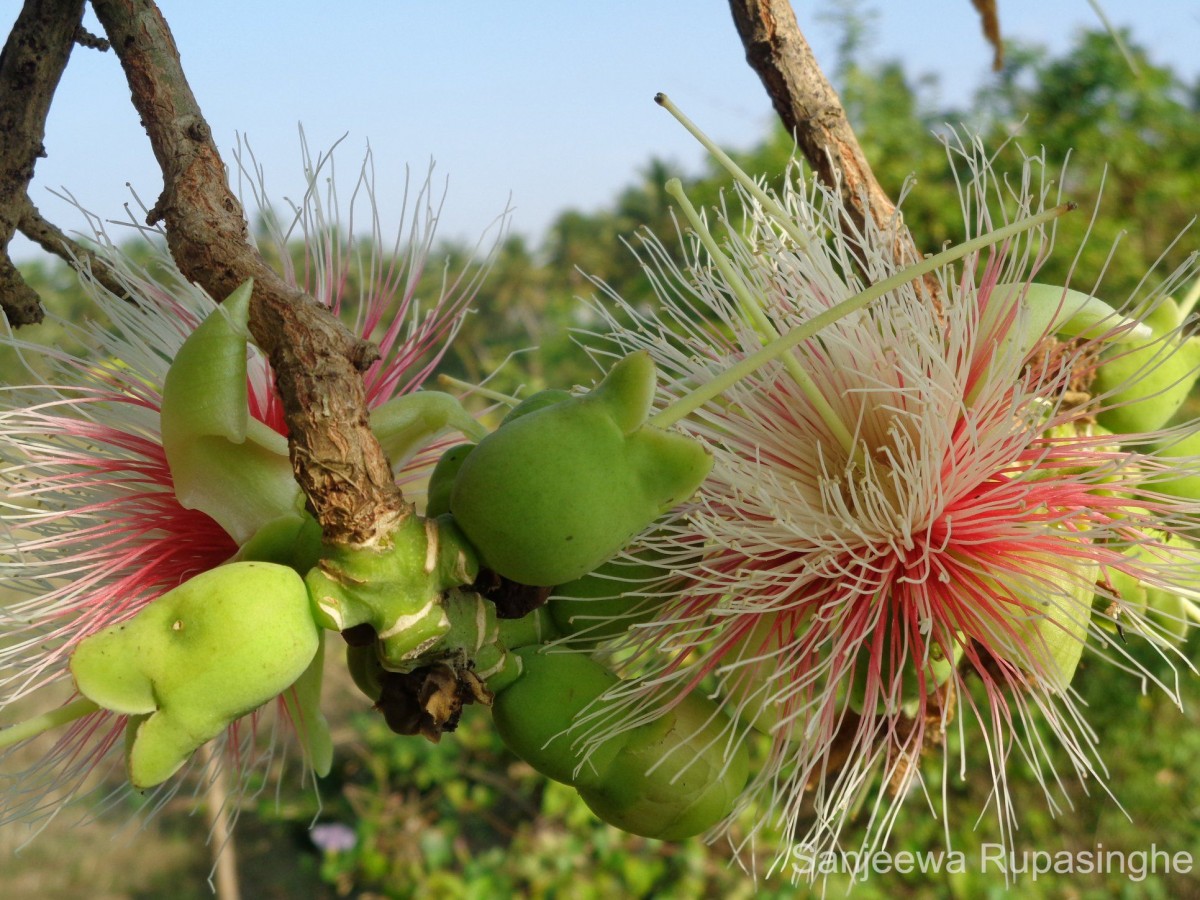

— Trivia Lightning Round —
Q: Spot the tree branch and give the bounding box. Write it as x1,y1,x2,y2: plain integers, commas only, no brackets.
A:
0,0,87,326
90,0,409,546
18,196,129,298
727,0,939,299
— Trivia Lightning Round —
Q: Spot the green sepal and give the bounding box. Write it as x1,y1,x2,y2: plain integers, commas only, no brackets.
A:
160,280,301,543
369,391,487,469
1091,297,1200,434
280,631,333,777
235,513,324,573
70,561,319,789
449,352,713,586
304,515,477,669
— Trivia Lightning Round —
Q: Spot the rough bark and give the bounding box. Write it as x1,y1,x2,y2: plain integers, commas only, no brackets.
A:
0,0,87,325
90,0,409,546
727,0,939,300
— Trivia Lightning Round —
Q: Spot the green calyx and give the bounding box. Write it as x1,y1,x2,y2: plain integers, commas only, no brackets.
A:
305,515,478,669
491,647,748,840
69,562,319,789
448,351,713,586
160,280,303,544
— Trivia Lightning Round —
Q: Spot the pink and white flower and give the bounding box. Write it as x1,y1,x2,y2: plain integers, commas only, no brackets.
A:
580,134,1200,878
0,144,493,830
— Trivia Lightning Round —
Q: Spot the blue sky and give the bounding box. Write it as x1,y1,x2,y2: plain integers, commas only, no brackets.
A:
11,1,1200,262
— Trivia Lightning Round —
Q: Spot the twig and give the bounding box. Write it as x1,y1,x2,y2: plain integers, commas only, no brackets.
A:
199,742,242,900
17,196,129,299
0,0,87,326
90,0,409,547
726,0,940,302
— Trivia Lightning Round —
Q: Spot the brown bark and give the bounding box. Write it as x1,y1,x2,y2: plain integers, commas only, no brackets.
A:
727,0,939,300
89,0,409,546
0,0,87,326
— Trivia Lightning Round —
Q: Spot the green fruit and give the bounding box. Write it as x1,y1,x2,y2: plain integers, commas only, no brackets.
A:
69,561,319,789
449,352,712,586
492,647,748,840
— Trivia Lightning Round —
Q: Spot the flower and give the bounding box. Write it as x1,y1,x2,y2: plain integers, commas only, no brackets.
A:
578,131,1200,879
0,143,492,832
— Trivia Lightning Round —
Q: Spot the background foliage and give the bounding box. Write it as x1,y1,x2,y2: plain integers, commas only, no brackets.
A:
5,24,1200,899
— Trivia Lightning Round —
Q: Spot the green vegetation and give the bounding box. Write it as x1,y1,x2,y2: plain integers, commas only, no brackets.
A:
7,25,1200,900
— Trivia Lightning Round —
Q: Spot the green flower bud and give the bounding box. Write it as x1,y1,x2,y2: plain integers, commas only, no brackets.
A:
576,690,749,841
492,647,748,840
69,561,319,789
449,352,713,586
1149,428,1200,501
492,649,626,786
989,282,1149,363
501,389,573,424
235,513,324,573
345,641,384,702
